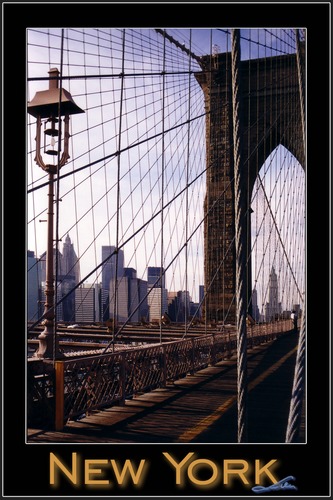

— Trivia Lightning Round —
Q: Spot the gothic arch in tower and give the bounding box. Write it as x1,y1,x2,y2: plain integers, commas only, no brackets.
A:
195,45,305,323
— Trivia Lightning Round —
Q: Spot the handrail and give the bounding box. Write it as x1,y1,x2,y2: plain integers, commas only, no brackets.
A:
28,320,292,431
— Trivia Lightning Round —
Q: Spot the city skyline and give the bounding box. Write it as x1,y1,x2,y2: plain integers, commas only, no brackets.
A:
27,240,204,324
27,239,203,299
28,237,299,326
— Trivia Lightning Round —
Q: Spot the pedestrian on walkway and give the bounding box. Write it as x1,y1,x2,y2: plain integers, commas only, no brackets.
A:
290,310,298,333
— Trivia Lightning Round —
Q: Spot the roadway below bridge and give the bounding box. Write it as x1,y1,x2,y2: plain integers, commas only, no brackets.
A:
27,324,217,356
27,330,305,444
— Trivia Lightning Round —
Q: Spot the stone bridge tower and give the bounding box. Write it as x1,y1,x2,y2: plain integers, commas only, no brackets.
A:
195,43,305,323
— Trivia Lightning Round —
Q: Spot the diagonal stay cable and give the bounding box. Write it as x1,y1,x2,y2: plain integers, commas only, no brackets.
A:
257,173,303,299
27,111,207,194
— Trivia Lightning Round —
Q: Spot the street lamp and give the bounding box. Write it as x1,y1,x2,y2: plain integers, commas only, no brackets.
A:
28,68,84,359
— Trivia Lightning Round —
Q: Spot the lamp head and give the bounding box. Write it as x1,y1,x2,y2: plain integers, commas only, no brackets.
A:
27,68,84,118
27,68,84,172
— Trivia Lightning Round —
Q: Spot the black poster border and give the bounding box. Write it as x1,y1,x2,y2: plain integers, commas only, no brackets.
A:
1,1,331,498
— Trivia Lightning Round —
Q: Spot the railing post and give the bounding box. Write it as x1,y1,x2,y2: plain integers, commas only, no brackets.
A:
248,325,253,349
162,345,167,386
227,330,231,358
191,338,195,374
211,333,216,365
55,361,65,431
120,353,126,405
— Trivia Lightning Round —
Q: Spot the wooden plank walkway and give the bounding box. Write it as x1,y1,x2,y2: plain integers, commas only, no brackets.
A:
27,330,305,444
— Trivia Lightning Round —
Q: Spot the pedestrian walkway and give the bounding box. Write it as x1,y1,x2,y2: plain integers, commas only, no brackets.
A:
28,331,304,444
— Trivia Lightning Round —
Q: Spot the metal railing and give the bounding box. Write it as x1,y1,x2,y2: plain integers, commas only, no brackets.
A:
27,320,292,431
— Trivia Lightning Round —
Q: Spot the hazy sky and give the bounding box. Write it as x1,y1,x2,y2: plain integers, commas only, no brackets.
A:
27,28,305,308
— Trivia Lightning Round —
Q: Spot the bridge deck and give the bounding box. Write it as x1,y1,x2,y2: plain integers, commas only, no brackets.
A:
27,331,305,444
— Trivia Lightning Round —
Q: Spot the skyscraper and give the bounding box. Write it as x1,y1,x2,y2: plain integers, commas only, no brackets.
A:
61,233,80,282
148,287,168,322
147,266,167,322
147,266,165,289
108,268,149,324
101,246,124,291
101,246,125,321
39,248,62,282
75,284,96,323
250,288,260,322
138,279,149,323
38,235,80,322
27,250,42,322
59,234,80,322
125,268,139,323
109,275,128,323
265,267,282,321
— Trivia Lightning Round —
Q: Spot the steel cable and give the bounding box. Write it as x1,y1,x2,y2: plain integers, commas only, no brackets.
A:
285,307,306,442
285,30,306,443
231,29,248,443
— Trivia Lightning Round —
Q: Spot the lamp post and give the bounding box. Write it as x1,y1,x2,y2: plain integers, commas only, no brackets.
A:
28,68,84,359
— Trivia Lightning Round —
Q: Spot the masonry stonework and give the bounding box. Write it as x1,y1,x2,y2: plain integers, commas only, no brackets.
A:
195,47,305,324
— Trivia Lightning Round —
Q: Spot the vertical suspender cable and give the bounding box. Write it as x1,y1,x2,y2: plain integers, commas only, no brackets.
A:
54,28,65,360
184,30,192,335
285,308,306,442
160,33,166,343
231,29,248,443
204,29,213,331
285,30,306,443
114,30,126,349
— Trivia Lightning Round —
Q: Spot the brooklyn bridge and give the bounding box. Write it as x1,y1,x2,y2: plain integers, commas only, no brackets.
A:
25,27,307,448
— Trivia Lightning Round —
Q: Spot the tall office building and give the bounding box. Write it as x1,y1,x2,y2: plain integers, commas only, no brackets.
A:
109,275,129,323
250,288,260,322
75,284,96,323
168,290,191,322
27,250,42,322
125,268,139,323
108,268,149,324
198,284,205,319
148,287,168,322
39,235,80,322
39,278,64,322
39,235,80,282
61,234,80,282
147,266,165,289
138,278,149,323
99,287,109,322
101,246,124,291
39,248,63,282
124,269,150,323
59,234,80,322
265,267,282,321
147,266,167,322
199,285,205,304
101,246,125,321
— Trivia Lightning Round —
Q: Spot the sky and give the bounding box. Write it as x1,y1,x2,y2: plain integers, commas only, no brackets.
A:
27,28,305,309
27,28,208,302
